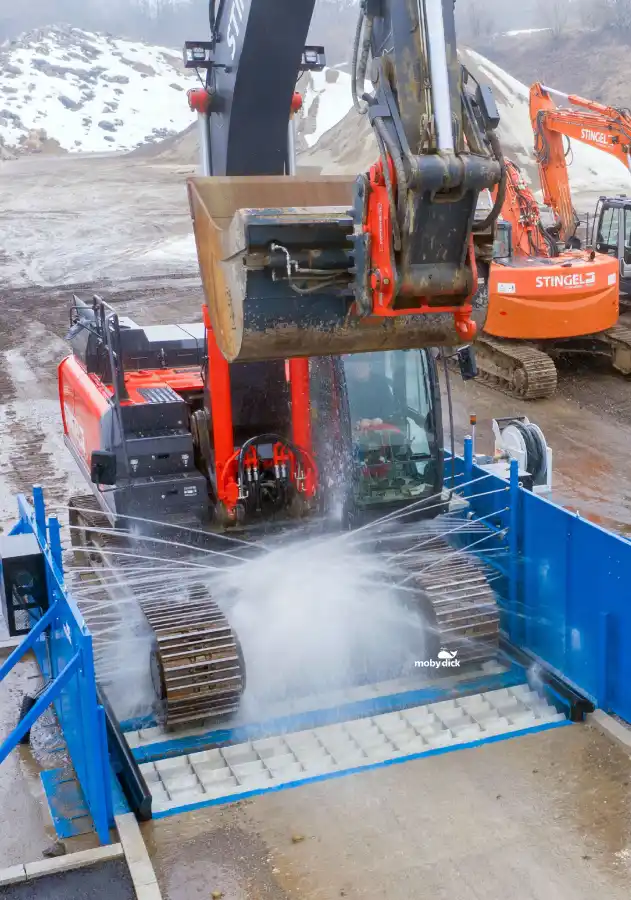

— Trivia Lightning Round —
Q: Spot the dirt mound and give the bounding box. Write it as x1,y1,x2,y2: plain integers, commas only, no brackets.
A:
127,121,198,163
475,27,631,110
298,52,539,181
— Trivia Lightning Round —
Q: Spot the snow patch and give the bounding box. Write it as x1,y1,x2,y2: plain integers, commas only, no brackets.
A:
301,68,371,149
139,233,197,262
505,27,552,37
0,25,197,154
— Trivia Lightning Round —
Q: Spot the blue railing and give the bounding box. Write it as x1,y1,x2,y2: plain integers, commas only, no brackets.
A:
0,487,112,844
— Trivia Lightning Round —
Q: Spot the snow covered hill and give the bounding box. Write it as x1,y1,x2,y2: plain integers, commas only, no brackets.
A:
300,67,365,149
0,26,197,155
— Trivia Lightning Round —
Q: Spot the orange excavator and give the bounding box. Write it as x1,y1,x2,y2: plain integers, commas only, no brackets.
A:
471,156,621,399
529,82,631,300
522,81,631,374
529,81,631,246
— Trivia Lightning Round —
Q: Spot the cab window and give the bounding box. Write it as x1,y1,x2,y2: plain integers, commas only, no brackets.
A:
597,206,620,256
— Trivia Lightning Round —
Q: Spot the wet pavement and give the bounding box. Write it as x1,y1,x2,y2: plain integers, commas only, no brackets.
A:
144,723,631,900
0,656,101,867
443,343,631,534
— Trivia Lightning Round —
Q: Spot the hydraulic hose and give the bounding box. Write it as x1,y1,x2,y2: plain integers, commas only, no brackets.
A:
472,132,507,233
236,433,314,500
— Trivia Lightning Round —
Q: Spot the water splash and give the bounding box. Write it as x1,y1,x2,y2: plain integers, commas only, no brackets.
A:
210,530,429,720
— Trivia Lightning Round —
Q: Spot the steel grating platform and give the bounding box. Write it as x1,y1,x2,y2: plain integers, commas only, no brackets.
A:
140,684,567,815
123,661,528,762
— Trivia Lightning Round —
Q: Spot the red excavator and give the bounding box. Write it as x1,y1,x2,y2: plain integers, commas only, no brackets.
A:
58,0,508,730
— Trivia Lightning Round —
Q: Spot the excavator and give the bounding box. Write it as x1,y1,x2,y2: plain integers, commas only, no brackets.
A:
468,156,622,398
528,81,631,299
529,81,631,253
521,80,631,374
59,0,509,730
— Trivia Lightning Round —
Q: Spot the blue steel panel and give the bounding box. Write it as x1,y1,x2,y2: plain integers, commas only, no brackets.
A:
8,493,113,844
521,491,631,720
40,768,93,838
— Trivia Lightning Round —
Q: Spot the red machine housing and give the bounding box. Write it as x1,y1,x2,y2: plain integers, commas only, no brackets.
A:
60,300,319,527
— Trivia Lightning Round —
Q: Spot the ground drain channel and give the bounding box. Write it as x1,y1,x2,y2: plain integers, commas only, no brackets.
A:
140,685,568,816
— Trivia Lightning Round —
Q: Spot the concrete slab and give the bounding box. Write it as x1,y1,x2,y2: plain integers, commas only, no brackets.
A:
588,710,631,750
23,844,123,880
116,813,162,899
144,722,631,900
0,869,26,888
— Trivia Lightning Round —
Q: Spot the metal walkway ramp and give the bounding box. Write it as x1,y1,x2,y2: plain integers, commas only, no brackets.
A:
141,684,566,815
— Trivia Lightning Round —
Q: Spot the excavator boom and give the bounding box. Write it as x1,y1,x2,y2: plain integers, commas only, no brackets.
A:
530,81,631,243
496,157,556,258
187,0,504,363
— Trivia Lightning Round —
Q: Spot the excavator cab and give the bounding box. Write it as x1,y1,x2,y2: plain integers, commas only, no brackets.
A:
308,350,444,519
342,350,443,512
593,195,631,293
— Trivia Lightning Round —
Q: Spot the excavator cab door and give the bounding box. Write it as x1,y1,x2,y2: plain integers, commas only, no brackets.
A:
493,220,513,261
595,198,631,293
595,200,622,259
337,350,444,516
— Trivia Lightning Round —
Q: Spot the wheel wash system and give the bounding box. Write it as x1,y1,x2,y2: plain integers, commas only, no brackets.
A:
1,448,630,845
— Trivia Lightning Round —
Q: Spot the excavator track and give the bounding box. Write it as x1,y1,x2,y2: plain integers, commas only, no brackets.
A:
391,537,499,664
67,494,246,730
68,496,499,727
601,323,631,376
474,336,558,400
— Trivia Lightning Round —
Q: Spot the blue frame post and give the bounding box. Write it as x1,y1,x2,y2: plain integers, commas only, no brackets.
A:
508,459,520,645
463,436,473,498
33,486,46,544
48,516,63,580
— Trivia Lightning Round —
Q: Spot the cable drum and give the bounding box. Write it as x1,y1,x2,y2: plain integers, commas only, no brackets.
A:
504,419,547,485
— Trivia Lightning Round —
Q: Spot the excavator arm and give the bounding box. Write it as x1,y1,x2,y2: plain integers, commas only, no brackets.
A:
187,0,504,363
530,82,631,243
495,157,556,258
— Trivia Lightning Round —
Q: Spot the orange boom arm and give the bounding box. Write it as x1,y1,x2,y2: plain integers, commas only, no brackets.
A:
530,82,631,242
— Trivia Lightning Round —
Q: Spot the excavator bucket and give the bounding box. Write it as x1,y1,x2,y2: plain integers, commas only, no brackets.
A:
187,175,466,363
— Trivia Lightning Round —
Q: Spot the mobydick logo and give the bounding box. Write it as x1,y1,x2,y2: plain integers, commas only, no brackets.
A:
415,649,461,669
